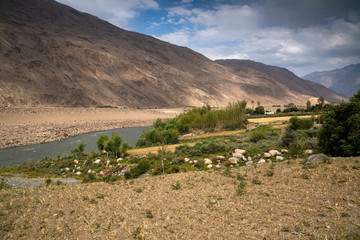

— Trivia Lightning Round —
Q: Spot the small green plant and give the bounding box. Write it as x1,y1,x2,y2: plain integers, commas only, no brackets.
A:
265,170,274,177
0,179,12,190
251,179,262,185
96,194,105,199
45,178,52,186
236,173,245,181
236,181,246,195
56,180,61,185
145,210,154,218
132,227,143,240
171,181,181,190
301,173,309,179
134,188,143,193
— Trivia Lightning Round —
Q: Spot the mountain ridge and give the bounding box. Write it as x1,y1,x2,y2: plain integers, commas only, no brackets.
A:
0,0,346,107
302,63,360,97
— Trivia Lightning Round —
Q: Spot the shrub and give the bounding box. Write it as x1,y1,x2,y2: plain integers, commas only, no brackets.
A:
289,117,314,130
318,90,360,157
125,159,151,179
236,181,246,195
96,135,109,151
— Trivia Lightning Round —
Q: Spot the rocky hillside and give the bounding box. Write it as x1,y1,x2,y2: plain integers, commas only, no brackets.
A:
0,0,346,107
303,63,360,97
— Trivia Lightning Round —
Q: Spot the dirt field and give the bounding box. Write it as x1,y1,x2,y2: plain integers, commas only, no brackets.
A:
1,157,359,239
248,115,314,123
0,107,184,149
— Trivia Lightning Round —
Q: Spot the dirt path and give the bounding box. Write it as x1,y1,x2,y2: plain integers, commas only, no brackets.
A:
1,158,359,239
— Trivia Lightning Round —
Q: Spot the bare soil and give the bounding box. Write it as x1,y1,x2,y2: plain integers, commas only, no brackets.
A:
1,158,359,239
0,107,184,149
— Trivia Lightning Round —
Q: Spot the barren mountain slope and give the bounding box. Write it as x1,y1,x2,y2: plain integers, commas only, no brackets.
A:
0,0,346,107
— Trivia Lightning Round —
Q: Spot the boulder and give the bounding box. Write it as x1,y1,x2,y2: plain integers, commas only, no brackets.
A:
184,158,190,162
94,159,101,164
76,171,82,175
73,159,79,164
263,153,272,158
281,149,288,153
305,154,325,164
87,169,92,174
228,157,238,164
304,149,313,155
235,149,246,154
65,167,70,171
232,152,243,158
269,150,281,156
117,158,123,162
204,158,213,165
207,164,213,168
247,157,252,161
246,161,253,166
217,156,225,159
276,156,284,162
258,159,266,164
215,164,221,168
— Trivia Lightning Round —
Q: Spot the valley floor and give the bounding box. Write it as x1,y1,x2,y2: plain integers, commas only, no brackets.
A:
1,157,359,239
0,107,184,149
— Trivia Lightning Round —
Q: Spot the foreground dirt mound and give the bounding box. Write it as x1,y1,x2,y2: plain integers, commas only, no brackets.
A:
1,158,359,239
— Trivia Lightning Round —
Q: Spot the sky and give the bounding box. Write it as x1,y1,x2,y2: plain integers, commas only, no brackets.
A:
55,0,360,76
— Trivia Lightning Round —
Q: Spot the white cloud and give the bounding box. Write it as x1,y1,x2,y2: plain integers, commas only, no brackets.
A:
158,29,190,46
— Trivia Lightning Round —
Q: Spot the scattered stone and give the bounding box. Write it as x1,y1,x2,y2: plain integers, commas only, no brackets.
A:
263,153,272,158
228,157,238,164
215,164,221,168
184,158,190,162
99,171,104,176
258,159,266,164
75,171,82,175
117,158,123,162
247,157,252,161
217,156,225,159
193,160,198,164
269,150,281,156
276,156,284,162
106,160,110,167
207,164,213,168
235,149,246,154
65,167,70,171
94,159,101,164
305,154,325,164
87,169,92,174
204,158,213,165
232,152,243,158
242,156,247,161
281,168,292,174
189,161,193,164
246,161,253,166
73,159,79,164
304,149,313,155
281,149,288,153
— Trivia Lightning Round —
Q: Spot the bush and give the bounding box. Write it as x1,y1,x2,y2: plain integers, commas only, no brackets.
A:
318,90,360,157
125,159,151,179
96,135,109,151
289,117,314,130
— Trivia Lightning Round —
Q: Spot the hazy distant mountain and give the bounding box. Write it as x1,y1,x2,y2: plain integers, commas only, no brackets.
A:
0,0,346,107
302,64,360,97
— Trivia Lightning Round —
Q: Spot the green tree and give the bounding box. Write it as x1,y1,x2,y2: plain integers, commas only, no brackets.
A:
121,142,130,156
254,106,265,115
306,101,311,112
318,90,360,156
105,134,122,156
96,135,108,151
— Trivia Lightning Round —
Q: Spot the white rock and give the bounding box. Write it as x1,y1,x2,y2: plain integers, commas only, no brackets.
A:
94,159,101,164
193,160,198,164
76,166,80,170
217,156,225,159
263,153,272,158
74,159,79,164
258,159,266,164
76,171,82,175
184,158,190,162
276,156,284,161
87,169,92,174
207,164,213,168
228,157,238,164
99,171,104,175
246,161,253,166
281,149,289,153
232,152,243,158
305,149,313,155
189,161,193,164
235,149,246,154
65,167,70,171
242,156,247,161
109,165,112,168
204,158,213,164
269,150,281,156
215,164,221,168
117,158,123,162
247,157,252,161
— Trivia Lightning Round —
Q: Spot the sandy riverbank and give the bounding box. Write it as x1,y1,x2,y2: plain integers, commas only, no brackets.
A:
0,107,185,149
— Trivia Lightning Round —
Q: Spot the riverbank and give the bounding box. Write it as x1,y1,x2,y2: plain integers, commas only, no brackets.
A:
0,107,185,149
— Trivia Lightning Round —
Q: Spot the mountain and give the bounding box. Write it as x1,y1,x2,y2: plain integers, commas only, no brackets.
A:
0,0,346,107
302,64,360,98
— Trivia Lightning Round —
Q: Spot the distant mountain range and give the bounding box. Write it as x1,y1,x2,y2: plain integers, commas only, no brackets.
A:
303,64,360,98
0,0,346,107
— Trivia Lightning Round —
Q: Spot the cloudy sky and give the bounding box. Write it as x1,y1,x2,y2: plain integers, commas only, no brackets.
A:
55,0,360,76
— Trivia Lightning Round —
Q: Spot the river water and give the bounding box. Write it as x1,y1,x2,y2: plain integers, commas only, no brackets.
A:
0,126,151,167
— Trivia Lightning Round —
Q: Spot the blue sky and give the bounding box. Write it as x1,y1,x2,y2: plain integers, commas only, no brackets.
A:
55,0,360,76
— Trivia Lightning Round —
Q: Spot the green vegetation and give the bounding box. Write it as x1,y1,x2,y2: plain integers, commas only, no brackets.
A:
318,90,360,157
96,105,118,109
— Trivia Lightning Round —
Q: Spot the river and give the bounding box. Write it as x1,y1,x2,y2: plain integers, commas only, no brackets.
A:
0,126,151,167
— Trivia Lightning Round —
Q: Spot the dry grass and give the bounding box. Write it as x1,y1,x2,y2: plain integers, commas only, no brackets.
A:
1,158,359,239
248,115,314,123
128,143,196,155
